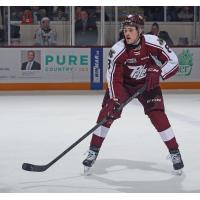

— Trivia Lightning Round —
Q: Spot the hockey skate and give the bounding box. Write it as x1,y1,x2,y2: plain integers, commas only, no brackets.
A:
82,146,99,175
169,149,184,175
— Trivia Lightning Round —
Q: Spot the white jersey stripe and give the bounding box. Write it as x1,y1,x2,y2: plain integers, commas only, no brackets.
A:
107,48,125,98
109,63,116,98
113,48,126,63
162,64,178,79
145,36,178,80
146,42,163,50
162,50,170,60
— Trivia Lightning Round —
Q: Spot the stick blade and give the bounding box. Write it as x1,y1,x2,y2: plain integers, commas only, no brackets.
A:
22,163,48,172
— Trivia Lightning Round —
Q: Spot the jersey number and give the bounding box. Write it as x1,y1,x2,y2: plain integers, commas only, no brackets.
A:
165,44,172,53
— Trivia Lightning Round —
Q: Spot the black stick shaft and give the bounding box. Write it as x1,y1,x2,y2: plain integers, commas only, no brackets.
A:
23,85,146,171
46,85,146,169
46,117,108,168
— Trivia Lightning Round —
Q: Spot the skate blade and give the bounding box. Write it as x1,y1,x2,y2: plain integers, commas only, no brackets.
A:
172,169,183,176
83,166,92,176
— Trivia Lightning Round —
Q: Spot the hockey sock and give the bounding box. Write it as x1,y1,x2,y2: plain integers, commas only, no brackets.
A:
159,127,179,150
90,134,105,149
148,111,179,151
90,125,109,149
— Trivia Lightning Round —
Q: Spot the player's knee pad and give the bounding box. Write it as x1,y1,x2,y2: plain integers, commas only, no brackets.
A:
147,110,171,132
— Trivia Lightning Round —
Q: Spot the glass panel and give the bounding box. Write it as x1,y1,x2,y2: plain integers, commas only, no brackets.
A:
164,6,194,45
118,6,144,22
75,6,99,46
143,6,164,21
0,7,8,46
167,6,194,22
10,6,71,46
104,6,115,46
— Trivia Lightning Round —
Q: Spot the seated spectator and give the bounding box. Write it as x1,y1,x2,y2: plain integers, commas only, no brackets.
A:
75,6,82,21
11,7,24,21
177,7,193,21
38,8,48,21
75,10,98,46
147,22,159,36
53,7,67,21
147,22,174,46
21,9,33,24
34,17,57,46
31,6,40,24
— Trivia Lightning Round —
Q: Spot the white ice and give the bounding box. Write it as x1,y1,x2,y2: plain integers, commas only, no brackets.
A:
0,90,200,193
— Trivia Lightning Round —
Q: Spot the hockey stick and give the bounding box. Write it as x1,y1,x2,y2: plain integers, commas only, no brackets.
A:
22,85,146,172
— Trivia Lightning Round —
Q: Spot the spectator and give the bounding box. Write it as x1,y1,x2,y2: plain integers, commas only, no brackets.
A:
75,10,98,46
10,7,24,21
147,22,159,36
75,6,82,21
21,9,33,24
147,22,174,46
53,7,67,21
38,8,48,21
177,7,193,21
31,6,40,24
34,17,57,46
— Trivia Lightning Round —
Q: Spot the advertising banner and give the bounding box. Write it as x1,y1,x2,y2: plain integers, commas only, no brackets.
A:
90,48,103,89
166,48,200,82
0,48,90,83
0,47,200,90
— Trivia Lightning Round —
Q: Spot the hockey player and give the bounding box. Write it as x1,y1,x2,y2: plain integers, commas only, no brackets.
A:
83,14,184,174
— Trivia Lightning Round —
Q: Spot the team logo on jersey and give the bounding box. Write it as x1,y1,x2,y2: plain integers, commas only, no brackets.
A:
157,38,164,45
126,58,137,64
109,49,115,58
128,65,147,80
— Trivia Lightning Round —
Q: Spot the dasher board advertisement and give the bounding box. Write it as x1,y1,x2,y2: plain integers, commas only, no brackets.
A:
0,48,90,83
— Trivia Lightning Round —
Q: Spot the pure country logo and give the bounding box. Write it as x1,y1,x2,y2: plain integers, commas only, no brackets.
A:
44,54,89,72
177,49,193,76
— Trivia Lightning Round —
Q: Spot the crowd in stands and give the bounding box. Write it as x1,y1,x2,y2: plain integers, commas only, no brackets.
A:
0,6,197,46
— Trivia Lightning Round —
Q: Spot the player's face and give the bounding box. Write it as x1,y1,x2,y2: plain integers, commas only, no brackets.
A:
123,26,139,44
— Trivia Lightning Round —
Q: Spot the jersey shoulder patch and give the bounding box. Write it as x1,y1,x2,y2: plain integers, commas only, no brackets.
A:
108,40,125,61
144,34,165,48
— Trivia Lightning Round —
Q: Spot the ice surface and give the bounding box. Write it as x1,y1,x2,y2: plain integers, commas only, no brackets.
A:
0,90,200,193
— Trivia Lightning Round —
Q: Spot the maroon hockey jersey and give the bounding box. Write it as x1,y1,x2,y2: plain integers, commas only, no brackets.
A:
107,34,179,99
